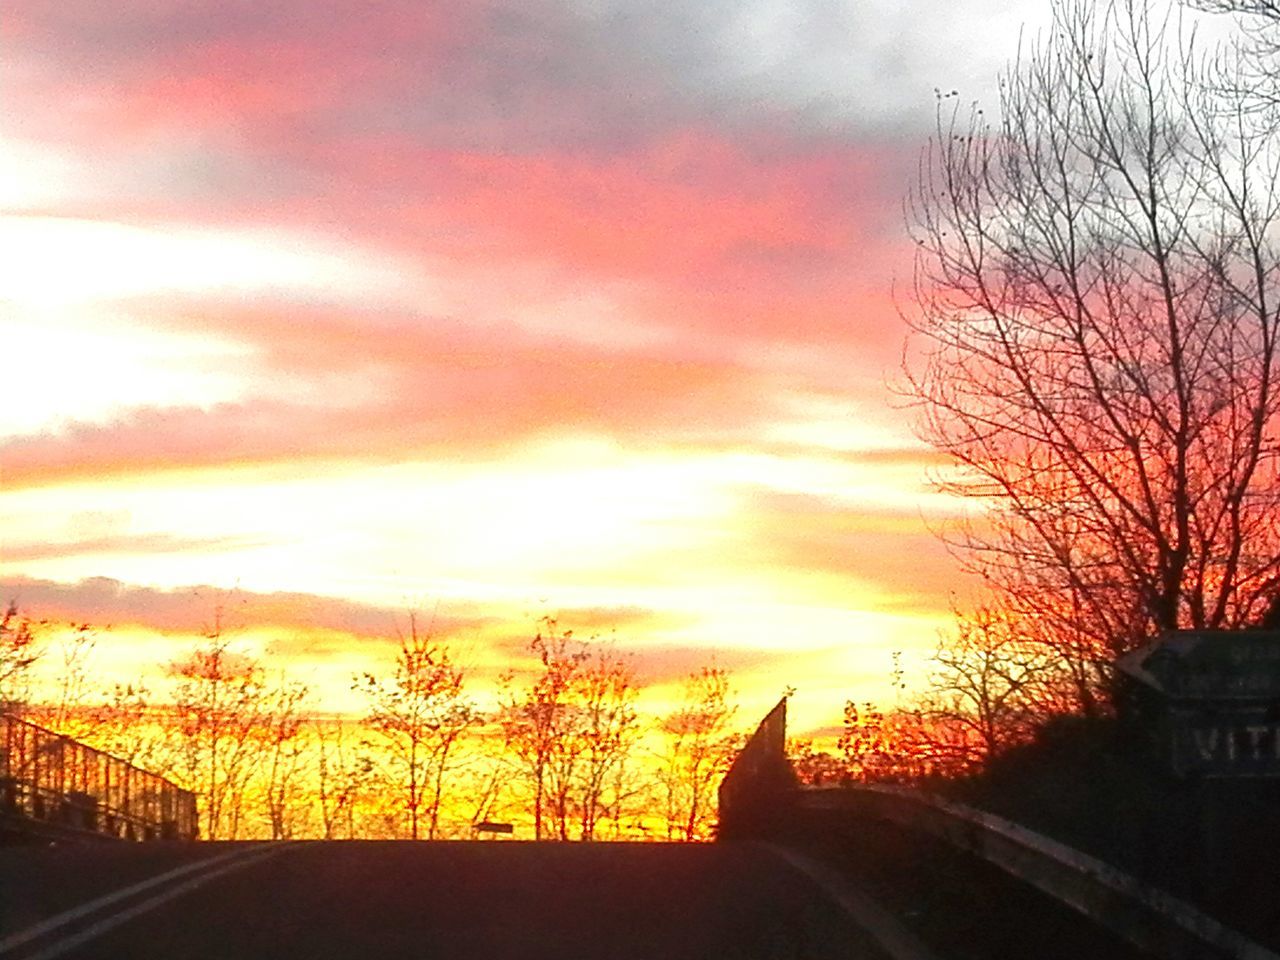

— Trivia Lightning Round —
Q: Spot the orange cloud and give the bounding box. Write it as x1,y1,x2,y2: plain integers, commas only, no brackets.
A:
2,294,803,489
729,489,971,613
0,576,492,643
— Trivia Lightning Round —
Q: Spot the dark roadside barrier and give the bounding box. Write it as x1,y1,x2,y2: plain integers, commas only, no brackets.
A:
800,784,1279,960
718,701,1280,960
1,712,198,843
716,697,797,841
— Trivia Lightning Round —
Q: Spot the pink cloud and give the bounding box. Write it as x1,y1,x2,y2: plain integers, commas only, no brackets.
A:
9,0,923,441
10,0,916,301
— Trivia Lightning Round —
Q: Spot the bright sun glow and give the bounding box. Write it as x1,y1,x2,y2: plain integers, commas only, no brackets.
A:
0,215,417,308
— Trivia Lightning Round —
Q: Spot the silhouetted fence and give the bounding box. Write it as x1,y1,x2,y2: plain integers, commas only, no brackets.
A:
0,712,197,841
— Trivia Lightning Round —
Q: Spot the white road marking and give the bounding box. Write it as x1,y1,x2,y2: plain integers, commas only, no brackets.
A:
0,844,285,957
16,847,285,960
763,843,945,960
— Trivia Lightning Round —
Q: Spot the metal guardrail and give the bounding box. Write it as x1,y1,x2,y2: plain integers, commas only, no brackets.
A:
0,712,198,842
799,785,1279,960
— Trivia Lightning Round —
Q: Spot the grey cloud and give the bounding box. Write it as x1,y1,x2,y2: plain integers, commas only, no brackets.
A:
365,0,1049,147
19,0,1036,151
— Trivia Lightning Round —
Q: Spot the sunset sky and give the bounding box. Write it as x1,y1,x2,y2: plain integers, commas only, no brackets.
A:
1,0,1052,732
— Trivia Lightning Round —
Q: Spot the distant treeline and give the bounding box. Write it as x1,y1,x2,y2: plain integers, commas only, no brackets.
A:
2,599,1060,841
1,604,748,841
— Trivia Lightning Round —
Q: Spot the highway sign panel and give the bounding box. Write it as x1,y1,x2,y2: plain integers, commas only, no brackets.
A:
1117,629,1280,778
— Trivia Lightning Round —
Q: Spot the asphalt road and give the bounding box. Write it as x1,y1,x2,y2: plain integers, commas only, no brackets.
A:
0,841,895,960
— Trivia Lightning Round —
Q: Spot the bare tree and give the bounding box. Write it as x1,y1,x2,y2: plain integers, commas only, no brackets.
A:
1197,0,1280,12
356,613,478,840
459,739,517,836
786,738,846,786
315,716,375,840
916,607,1072,766
260,676,313,840
85,682,177,776
497,620,642,841
906,0,1280,710
1190,0,1280,108
168,622,269,840
837,701,930,782
657,665,738,841
498,618,585,840
41,622,99,739
571,646,639,841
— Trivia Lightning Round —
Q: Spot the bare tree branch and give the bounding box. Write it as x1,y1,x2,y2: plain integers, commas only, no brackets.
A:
905,0,1280,711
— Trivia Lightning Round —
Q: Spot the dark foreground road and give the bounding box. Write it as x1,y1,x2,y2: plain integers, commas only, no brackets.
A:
0,841,894,960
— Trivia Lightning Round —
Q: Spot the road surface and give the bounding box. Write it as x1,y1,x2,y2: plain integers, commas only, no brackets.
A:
0,841,896,960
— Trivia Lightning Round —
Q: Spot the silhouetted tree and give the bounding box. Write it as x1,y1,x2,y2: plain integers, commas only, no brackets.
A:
260,676,313,840
315,716,375,840
838,701,918,782
1196,0,1280,14
84,682,176,776
168,614,269,839
917,607,1071,766
499,618,585,840
498,620,642,840
571,645,639,840
356,613,478,840
907,0,1280,710
786,738,846,786
41,622,99,739
1262,591,1280,626
657,665,738,841
1192,0,1280,107
459,739,517,837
